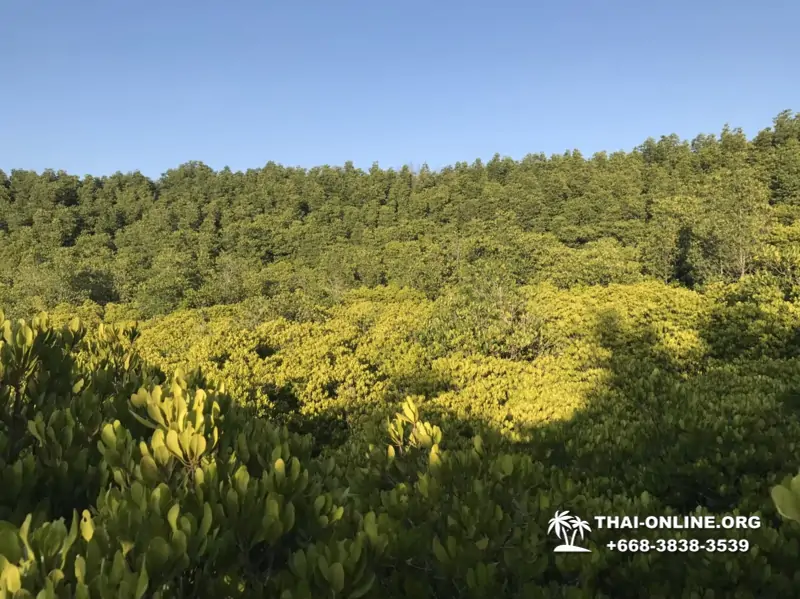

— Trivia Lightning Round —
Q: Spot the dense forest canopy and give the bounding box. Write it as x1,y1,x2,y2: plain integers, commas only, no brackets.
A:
2,109,800,319
3,111,800,597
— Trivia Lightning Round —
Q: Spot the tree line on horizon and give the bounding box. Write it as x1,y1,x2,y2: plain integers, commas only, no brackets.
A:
1,110,799,321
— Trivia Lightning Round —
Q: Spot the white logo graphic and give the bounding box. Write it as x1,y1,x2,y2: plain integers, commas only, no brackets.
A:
548,510,592,553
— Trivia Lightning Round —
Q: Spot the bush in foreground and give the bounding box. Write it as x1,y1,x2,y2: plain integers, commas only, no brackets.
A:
2,311,800,597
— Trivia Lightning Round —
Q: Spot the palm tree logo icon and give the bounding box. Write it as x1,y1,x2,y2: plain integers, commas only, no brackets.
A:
548,510,592,552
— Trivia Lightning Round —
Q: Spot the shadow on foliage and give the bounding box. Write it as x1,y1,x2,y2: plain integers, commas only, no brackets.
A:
293,300,800,524
257,301,800,594
514,308,800,518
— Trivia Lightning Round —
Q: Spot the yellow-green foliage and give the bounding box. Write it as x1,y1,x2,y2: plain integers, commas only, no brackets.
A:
121,280,721,455
703,274,800,360
6,271,800,597
130,281,708,437
533,238,645,288
134,288,433,430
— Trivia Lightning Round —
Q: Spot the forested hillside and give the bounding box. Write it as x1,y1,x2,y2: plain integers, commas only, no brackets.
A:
3,111,800,597
1,109,799,320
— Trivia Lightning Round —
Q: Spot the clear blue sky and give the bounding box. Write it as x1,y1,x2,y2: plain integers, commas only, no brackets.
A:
1,0,798,178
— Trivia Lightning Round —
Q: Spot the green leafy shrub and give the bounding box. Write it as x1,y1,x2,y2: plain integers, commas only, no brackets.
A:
3,310,800,597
